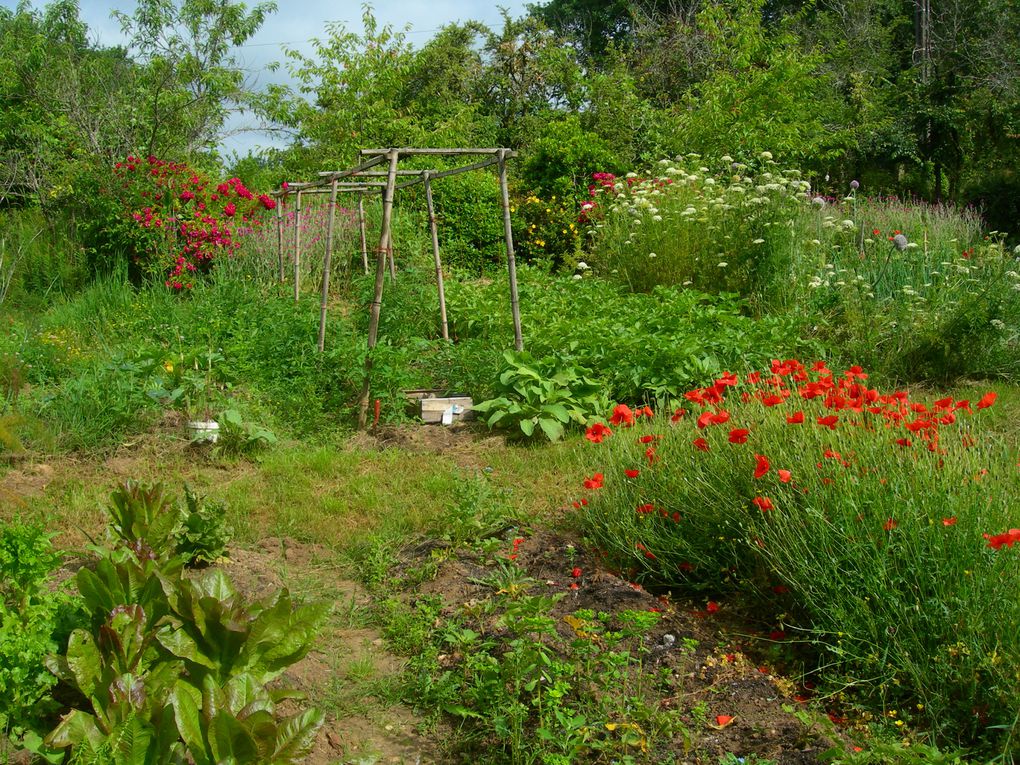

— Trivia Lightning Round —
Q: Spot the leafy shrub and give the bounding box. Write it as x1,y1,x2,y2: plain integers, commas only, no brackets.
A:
430,170,505,272
585,154,810,312
0,521,73,744
510,190,582,268
575,361,1018,756
174,486,232,565
473,350,606,441
214,408,278,456
71,155,276,288
443,267,820,405
42,482,323,763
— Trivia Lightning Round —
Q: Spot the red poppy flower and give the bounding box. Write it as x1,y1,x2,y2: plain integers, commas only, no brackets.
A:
696,411,714,429
942,517,957,526
754,454,771,479
728,428,750,444
610,404,635,426
977,391,998,410
817,415,839,430
645,446,657,464
895,438,912,447
753,496,774,511
715,715,734,727
585,422,612,443
636,503,654,514
583,473,604,490
883,518,898,531
571,567,582,578
693,437,710,451
624,468,640,478
761,394,784,407
710,410,731,425
786,411,805,424
640,405,654,418
670,408,687,423
638,434,656,444
706,601,720,613
985,529,1020,549
777,469,792,483
569,582,579,590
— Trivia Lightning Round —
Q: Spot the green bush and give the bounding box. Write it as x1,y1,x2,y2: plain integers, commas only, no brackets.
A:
0,521,74,744
575,361,1019,756
42,482,323,764
473,350,607,441
442,267,821,405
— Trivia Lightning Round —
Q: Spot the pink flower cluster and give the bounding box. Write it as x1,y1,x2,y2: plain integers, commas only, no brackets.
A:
115,155,276,289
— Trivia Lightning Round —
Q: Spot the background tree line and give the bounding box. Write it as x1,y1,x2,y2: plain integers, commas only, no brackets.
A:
2,0,1018,238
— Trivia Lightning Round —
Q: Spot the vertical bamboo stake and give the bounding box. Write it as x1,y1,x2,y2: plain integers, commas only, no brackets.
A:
317,179,338,352
357,149,400,429
358,197,369,274
423,172,449,341
293,189,303,302
498,149,523,351
275,193,284,282
387,195,397,282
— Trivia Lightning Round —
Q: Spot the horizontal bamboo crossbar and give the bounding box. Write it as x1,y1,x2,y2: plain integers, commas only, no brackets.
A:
359,147,518,157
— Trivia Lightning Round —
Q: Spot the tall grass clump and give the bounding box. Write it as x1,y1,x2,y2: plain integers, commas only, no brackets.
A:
587,156,1020,383
574,361,1018,757
585,153,812,313
799,195,1020,383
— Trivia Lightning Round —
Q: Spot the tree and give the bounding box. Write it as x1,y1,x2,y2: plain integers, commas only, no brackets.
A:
114,0,277,160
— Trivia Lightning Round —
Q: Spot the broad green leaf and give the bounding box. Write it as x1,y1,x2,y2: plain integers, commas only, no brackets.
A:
519,418,536,437
538,418,565,442
170,680,210,765
271,709,324,763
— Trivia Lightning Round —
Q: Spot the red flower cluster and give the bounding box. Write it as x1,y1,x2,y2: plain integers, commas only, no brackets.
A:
115,155,275,289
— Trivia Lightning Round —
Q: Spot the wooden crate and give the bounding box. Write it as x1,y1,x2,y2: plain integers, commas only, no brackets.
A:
420,396,474,424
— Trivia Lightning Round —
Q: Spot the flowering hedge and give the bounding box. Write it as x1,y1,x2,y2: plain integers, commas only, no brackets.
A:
77,156,275,289
575,360,1018,754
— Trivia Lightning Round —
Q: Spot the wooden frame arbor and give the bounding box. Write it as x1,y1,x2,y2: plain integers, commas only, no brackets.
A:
273,147,523,429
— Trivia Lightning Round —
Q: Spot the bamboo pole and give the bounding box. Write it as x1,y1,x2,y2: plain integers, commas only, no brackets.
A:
423,172,449,341
394,157,500,190
497,149,523,351
275,193,284,283
293,189,303,302
387,203,396,283
357,149,400,429
317,179,338,352
360,148,518,156
358,197,369,275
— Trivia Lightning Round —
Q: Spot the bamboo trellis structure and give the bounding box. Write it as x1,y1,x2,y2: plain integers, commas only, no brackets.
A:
273,147,521,429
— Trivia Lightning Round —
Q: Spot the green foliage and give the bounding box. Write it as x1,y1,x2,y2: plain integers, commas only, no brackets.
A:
395,557,680,764
214,409,278,456
44,482,323,764
175,486,232,566
473,350,606,442
518,114,622,202
430,171,505,271
0,522,65,737
576,364,1020,756
105,481,182,559
443,267,819,405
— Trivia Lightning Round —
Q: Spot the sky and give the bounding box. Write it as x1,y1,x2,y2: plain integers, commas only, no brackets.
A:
2,0,531,155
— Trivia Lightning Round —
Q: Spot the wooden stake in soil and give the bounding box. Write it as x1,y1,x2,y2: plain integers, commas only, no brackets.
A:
358,149,400,429
317,179,338,352
275,193,285,282
498,149,524,351
358,197,369,274
423,172,449,341
293,189,303,302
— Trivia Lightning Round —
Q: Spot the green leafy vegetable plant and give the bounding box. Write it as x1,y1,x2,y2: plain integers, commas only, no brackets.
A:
473,350,606,442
